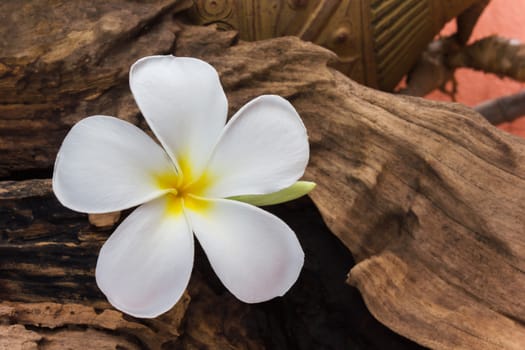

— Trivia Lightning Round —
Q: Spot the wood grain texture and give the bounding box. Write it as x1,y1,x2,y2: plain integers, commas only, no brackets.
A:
1,179,414,349
177,26,525,349
1,1,524,349
0,0,192,178
0,301,189,349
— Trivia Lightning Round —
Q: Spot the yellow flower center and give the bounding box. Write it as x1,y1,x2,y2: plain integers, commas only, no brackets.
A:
154,156,213,216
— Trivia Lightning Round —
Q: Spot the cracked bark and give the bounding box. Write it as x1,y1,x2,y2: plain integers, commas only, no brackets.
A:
1,1,525,349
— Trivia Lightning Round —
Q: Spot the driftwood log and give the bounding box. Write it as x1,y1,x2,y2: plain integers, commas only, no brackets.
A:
1,1,525,349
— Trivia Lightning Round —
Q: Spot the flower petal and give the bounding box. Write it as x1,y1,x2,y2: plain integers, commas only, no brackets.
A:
203,95,309,198
53,116,175,213
187,197,304,303
130,55,228,179
96,196,193,318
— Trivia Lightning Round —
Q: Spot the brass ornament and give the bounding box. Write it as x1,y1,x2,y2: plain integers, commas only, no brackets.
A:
185,0,482,91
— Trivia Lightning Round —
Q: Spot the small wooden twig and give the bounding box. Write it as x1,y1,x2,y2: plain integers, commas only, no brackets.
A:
402,35,525,98
474,89,525,124
447,36,525,82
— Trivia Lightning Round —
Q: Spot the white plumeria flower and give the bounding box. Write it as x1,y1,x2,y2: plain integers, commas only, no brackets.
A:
53,55,313,318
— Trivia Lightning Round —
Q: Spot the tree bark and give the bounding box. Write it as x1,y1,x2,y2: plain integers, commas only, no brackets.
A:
1,2,525,349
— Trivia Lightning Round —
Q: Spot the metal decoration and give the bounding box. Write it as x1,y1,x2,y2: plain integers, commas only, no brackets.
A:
186,0,483,91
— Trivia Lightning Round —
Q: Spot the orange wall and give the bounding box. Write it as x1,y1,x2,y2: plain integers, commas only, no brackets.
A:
425,0,525,137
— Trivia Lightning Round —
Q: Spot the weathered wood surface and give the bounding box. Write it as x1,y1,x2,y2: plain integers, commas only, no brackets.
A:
0,179,414,349
1,1,525,349
0,0,192,178
185,26,525,349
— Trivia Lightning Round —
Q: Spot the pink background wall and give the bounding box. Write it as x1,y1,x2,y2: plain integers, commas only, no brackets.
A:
425,0,525,137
